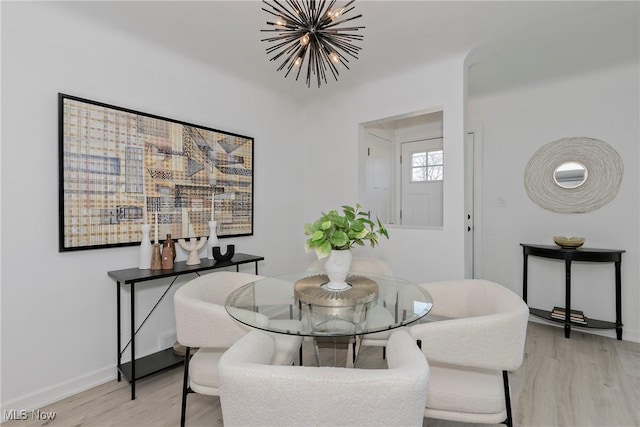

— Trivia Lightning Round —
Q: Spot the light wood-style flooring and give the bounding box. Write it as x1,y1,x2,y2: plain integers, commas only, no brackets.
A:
3,322,639,427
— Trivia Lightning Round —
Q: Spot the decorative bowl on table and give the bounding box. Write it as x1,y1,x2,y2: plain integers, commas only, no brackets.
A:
553,236,585,249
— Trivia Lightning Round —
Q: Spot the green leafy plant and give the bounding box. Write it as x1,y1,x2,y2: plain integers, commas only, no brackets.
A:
304,204,389,259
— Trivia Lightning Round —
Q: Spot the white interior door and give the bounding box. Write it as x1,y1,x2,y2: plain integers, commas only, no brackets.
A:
401,139,443,227
365,133,393,223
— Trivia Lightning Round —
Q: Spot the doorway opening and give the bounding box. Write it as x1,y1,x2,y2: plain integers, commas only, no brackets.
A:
359,108,444,228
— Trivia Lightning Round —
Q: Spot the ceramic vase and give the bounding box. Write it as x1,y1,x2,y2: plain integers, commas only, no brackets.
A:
161,246,174,270
324,249,352,291
163,234,176,260
151,243,162,270
138,224,152,269
207,220,219,260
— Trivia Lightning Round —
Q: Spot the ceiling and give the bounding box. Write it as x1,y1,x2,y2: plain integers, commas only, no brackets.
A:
56,1,639,101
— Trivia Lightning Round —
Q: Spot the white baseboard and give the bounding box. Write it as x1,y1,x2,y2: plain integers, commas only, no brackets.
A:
529,316,639,343
1,365,115,416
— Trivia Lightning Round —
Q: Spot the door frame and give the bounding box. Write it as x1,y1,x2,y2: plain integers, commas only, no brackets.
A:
465,126,483,279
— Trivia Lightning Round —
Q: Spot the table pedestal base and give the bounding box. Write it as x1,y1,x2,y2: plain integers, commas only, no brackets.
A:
313,336,359,368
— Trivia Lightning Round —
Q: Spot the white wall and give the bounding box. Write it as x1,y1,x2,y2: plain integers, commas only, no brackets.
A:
0,2,308,411
468,62,640,342
302,56,468,283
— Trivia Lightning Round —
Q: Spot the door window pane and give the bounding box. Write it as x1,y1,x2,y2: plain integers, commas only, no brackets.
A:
411,152,427,182
427,150,443,181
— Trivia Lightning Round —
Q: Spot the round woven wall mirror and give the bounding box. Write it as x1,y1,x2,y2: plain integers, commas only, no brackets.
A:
524,137,623,213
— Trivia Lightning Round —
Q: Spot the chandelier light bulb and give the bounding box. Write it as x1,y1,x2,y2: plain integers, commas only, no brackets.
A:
261,0,365,88
328,7,345,21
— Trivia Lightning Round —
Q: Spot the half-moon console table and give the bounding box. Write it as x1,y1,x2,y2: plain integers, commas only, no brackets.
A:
520,243,624,340
108,253,264,400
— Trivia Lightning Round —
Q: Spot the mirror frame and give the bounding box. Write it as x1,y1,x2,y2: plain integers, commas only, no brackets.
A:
524,137,623,213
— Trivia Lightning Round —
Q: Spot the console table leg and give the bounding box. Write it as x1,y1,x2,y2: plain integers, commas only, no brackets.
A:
615,261,623,341
117,281,121,382
522,252,528,303
131,282,136,400
564,259,572,339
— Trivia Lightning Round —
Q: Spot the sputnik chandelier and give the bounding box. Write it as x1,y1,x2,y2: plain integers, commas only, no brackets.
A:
261,0,365,88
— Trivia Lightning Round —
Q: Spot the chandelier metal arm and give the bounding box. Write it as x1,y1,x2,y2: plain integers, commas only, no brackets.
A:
279,43,305,72
323,37,360,59
287,0,309,24
264,36,301,55
315,35,341,77
274,44,300,66
298,0,316,23
323,13,363,29
267,0,305,27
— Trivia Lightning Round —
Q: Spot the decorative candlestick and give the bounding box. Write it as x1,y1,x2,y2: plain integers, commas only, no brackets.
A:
178,237,207,265
154,212,159,244
143,194,148,224
151,243,162,270
211,190,216,221
138,223,152,269
207,220,219,260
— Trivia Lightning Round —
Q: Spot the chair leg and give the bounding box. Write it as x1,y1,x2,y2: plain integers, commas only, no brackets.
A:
180,346,191,427
502,370,514,427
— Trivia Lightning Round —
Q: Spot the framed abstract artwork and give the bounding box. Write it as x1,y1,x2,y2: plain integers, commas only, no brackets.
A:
58,93,254,252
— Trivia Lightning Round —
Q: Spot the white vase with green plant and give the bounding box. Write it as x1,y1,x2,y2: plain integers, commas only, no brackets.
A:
304,204,389,291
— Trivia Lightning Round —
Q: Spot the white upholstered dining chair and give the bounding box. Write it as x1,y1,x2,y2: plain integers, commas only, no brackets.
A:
409,279,529,427
218,329,429,427
174,271,303,427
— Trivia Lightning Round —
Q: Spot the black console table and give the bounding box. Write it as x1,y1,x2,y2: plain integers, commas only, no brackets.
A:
521,244,624,340
108,253,264,400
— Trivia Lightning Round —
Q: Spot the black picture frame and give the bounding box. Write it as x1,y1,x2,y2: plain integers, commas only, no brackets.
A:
58,93,254,252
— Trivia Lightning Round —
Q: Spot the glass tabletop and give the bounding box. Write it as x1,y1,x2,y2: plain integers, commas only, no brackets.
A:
225,272,433,337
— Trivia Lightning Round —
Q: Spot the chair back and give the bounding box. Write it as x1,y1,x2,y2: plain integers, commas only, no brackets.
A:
411,279,529,371
219,329,429,427
174,271,265,348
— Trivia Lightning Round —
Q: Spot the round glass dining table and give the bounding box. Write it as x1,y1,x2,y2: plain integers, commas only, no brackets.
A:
224,272,433,338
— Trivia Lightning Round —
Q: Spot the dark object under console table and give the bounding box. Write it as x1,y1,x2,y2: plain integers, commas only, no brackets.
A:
521,244,624,340
108,253,264,400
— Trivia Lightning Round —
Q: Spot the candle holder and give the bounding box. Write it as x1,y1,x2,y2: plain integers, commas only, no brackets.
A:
213,244,235,262
178,237,207,265
207,220,219,260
